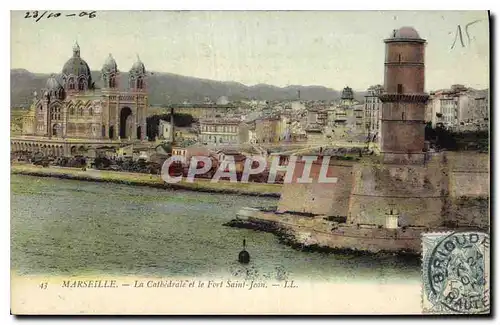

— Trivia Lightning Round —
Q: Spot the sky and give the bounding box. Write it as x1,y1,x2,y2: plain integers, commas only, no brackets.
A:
10,10,489,91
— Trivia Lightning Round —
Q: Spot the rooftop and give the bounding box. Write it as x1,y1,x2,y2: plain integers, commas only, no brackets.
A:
385,26,425,43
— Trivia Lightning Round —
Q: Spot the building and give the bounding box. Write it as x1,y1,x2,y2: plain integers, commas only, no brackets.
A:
158,119,173,141
12,43,149,157
339,86,358,106
173,127,198,144
379,27,428,164
26,43,147,141
364,84,384,143
171,103,237,119
199,117,240,144
352,104,364,130
254,116,281,143
238,121,256,144
427,85,489,131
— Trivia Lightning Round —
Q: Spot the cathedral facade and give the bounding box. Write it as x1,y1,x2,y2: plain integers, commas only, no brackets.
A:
22,43,148,142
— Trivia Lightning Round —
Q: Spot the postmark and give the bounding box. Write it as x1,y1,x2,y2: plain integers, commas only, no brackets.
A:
422,231,490,314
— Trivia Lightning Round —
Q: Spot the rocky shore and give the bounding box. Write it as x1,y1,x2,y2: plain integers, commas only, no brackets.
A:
10,164,282,198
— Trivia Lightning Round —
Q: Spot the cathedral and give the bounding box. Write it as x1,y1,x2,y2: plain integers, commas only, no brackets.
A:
22,42,148,142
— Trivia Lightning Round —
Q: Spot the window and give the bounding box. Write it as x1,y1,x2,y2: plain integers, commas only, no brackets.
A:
137,77,144,89
78,79,85,91
50,107,61,120
89,107,93,116
397,84,403,94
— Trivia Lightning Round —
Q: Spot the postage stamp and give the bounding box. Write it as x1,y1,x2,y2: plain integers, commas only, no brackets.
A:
422,231,490,314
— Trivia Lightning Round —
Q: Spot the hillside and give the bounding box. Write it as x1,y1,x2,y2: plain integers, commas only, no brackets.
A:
10,69,366,108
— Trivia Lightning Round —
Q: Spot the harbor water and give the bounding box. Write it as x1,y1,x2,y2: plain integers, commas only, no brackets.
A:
11,175,420,284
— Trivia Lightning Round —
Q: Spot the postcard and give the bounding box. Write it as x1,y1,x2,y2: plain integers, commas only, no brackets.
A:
10,10,490,315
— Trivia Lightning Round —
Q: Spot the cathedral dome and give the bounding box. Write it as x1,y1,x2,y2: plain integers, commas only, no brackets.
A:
102,53,118,71
45,75,65,99
130,55,146,75
61,42,92,83
46,75,63,91
62,57,92,78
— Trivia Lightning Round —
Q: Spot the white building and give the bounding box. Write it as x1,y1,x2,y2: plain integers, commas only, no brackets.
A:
199,118,240,145
364,85,383,143
427,85,489,131
158,119,173,141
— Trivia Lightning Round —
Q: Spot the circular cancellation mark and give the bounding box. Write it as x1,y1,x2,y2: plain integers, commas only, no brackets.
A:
423,231,490,314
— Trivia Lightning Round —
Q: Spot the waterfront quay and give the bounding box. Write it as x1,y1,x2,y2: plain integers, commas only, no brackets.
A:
10,163,282,197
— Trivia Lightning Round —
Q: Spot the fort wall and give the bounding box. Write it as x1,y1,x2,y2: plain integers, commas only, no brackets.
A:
446,152,489,197
276,152,489,229
277,157,354,216
348,153,448,227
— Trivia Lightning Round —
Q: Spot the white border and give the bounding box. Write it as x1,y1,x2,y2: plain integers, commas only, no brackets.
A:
2,1,498,324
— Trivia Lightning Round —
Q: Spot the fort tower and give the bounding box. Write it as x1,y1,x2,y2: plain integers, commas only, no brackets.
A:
379,27,429,164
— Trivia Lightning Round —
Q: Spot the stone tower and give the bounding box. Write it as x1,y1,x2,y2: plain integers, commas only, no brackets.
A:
379,27,429,164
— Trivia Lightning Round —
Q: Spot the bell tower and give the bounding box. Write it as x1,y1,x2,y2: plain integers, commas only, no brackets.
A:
379,27,429,164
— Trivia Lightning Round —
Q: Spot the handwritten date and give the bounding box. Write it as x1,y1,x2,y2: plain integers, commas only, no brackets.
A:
24,11,96,22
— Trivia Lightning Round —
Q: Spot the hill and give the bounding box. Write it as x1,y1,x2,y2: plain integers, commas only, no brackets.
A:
10,69,366,108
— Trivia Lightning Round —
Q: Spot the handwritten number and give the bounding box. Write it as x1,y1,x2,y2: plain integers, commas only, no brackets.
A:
451,20,483,49
39,282,48,289
79,11,97,19
25,10,96,21
35,11,47,23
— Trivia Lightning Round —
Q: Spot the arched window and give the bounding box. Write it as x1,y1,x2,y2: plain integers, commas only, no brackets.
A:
70,106,75,115
78,79,86,91
79,107,84,116
68,78,75,90
89,107,93,116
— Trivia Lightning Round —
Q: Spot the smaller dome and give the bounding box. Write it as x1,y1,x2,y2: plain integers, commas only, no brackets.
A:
130,55,146,74
46,75,63,91
391,26,421,39
103,53,118,71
